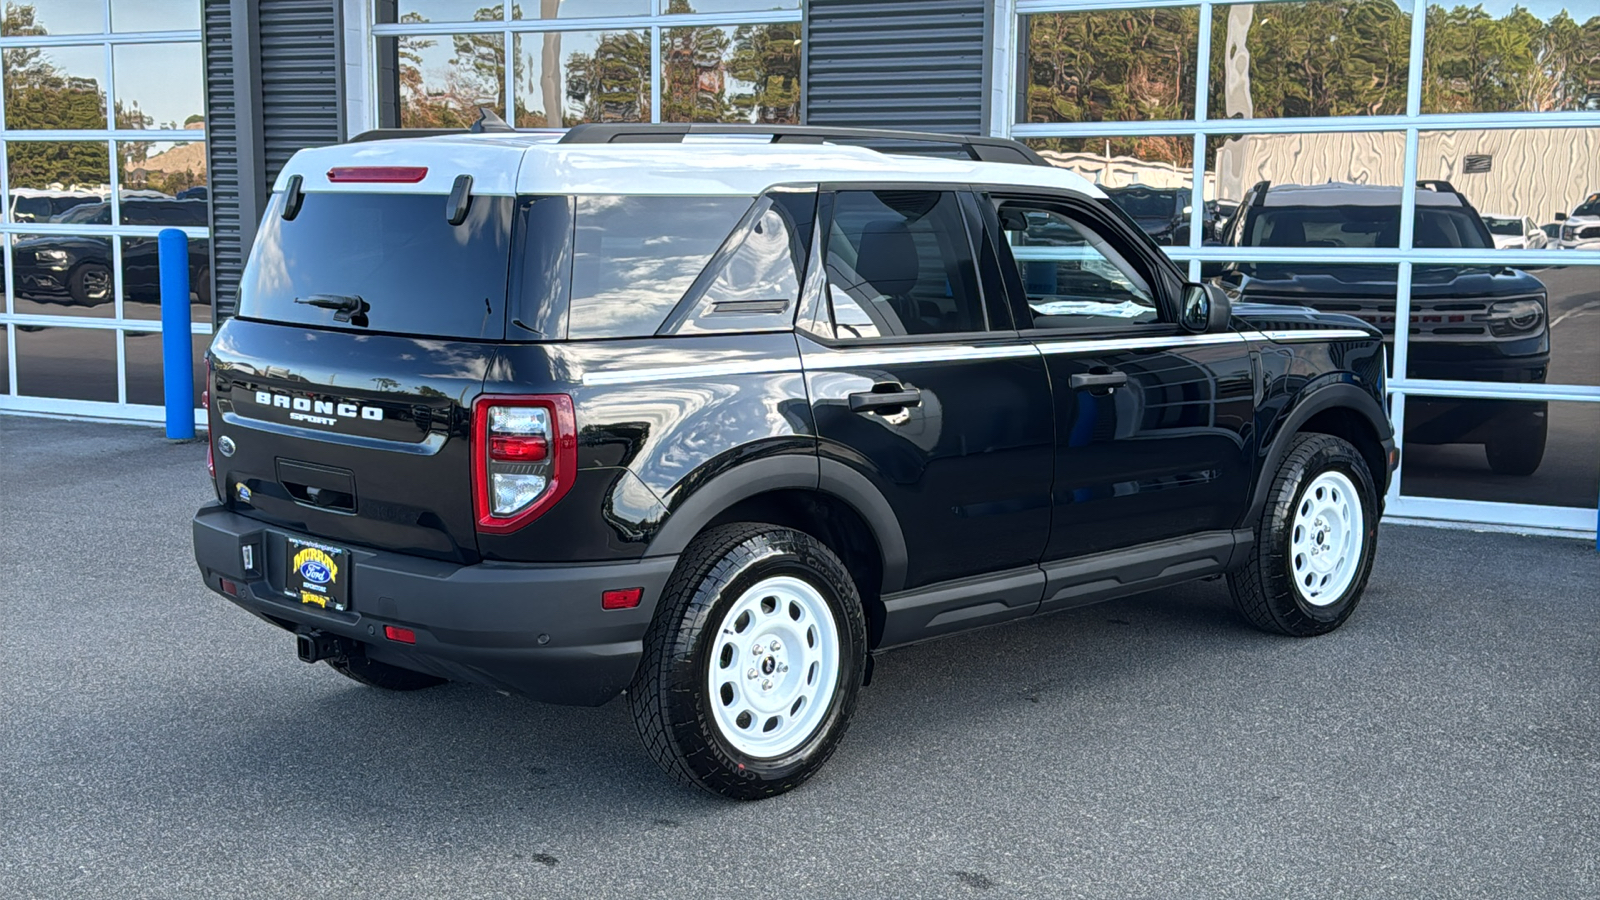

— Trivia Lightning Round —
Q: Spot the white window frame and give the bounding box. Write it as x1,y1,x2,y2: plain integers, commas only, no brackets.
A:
995,0,1600,537
0,14,210,426
361,0,805,133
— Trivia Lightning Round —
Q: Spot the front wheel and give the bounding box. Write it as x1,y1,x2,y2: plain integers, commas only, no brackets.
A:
629,524,867,801
1229,433,1379,636
1484,403,1547,476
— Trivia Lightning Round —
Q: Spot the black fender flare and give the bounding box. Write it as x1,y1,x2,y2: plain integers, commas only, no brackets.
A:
642,455,909,594
1244,381,1394,527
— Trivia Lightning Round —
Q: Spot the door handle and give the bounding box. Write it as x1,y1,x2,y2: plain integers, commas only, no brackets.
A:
1068,371,1128,391
849,384,923,413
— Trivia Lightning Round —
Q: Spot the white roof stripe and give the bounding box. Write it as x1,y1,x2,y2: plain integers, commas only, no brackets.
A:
272,132,1106,199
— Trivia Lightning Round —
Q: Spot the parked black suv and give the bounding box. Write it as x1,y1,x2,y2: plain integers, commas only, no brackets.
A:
1214,180,1549,476
194,124,1394,800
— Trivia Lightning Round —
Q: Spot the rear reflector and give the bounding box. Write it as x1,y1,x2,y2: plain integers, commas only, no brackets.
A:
327,166,428,183
601,587,643,610
219,578,238,597
384,625,417,644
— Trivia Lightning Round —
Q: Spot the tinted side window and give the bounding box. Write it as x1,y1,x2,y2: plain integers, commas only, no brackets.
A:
999,203,1160,329
665,192,812,335
824,190,986,339
568,195,752,338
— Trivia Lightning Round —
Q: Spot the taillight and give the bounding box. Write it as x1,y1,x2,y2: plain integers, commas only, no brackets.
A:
326,166,428,183
472,394,576,533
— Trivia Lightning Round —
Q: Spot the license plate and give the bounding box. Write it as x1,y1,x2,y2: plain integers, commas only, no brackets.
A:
286,538,349,611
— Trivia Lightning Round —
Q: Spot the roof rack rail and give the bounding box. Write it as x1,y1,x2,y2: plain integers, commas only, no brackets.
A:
556,123,1050,167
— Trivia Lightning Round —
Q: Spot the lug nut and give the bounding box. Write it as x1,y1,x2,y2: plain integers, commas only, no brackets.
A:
761,679,773,690
769,641,781,652
747,668,758,680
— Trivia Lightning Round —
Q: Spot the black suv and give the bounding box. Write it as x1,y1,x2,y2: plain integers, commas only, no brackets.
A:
193,124,1394,800
1215,180,1549,476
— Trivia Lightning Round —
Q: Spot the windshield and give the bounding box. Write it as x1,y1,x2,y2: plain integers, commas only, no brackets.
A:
1242,205,1491,249
239,191,515,339
1573,194,1600,217
1105,188,1180,219
1482,216,1522,236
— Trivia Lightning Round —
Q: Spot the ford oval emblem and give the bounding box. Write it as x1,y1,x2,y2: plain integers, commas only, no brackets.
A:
299,560,333,585
217,435,236,457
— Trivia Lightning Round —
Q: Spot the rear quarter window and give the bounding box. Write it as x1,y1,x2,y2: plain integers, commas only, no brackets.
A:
567,195,752,338
238,191,515,340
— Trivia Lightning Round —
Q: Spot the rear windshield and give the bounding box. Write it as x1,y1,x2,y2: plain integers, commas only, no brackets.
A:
1105,188,1180,219
1482,216,1522,235
1243,205,1491,249
239,191,515,339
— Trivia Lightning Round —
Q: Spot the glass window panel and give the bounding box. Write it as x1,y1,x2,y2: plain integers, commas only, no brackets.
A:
663,0,798,12
660,23,800,124
2,44,108,129
112,43,203,130
1403,265,1600,388
121,235,210,322
1,0,104,36
1400,397,1599,505
110,0,200,32
379,32,505,128
118,140,208,223
0,325,9,394
825,190,989,338
513,30,649,127
568,194,751,337
1021,8,1199,124
514,0,649,19
1423,1,1600,114
377,0,502,24
6,141,111,220
1027,136,1197,246
1210,260,1401,332
124,330,209,407
999,205,1160,330
1417,128,1600,249
14,324,116,401
1205,131,1407,247
1208,1,1413,120
11,233,115,316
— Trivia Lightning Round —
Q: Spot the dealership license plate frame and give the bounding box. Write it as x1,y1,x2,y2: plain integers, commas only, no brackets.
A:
286,538,350,611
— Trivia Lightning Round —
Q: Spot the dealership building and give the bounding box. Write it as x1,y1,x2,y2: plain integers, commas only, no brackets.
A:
0,0,1595,537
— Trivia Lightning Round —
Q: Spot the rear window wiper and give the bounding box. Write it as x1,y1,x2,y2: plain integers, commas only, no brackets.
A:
295,293,370,326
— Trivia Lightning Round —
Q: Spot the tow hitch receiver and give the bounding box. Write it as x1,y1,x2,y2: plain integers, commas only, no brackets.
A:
296,629,353,664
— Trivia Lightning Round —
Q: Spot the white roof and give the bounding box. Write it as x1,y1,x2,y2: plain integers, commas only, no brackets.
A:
272,132,1106,199
1261,183,1463,207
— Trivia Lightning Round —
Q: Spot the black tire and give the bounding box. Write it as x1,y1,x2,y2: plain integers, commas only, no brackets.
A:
67,262,112,306
326,655,447,691
1228,433,1379,637
1484,403,1547,477
628,523,867,801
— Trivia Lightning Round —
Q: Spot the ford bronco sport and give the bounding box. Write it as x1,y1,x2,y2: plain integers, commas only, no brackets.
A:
193,122,1395,800
1215,180,1548,476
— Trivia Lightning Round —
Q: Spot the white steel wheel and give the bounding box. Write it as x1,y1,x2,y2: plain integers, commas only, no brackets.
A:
706,575,840,759
1289,470,1363,606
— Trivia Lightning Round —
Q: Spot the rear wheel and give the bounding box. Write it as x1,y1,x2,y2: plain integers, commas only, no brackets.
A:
68,262,111,306
326,655,446,691
629,523,867,801
1229,433,1379,636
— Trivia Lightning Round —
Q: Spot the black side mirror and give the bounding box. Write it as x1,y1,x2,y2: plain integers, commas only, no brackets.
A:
1555,212,1568,222
1180,282,1231,334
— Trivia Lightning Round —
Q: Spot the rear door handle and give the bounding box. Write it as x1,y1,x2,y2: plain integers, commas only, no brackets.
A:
849,385,923,413
1068,371,1128,391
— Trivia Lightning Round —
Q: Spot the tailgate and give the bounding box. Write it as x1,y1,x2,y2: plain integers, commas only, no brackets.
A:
208,318,486,562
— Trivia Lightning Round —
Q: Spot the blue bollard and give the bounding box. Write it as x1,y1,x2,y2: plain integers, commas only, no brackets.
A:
158,227,195,440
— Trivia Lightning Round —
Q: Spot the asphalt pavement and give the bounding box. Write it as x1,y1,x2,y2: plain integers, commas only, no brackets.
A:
2,415,1597,900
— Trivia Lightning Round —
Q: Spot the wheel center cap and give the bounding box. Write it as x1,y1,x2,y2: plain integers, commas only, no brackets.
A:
761,656,776,676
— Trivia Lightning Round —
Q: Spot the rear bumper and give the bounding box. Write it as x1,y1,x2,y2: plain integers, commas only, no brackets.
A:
192,503,678,706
